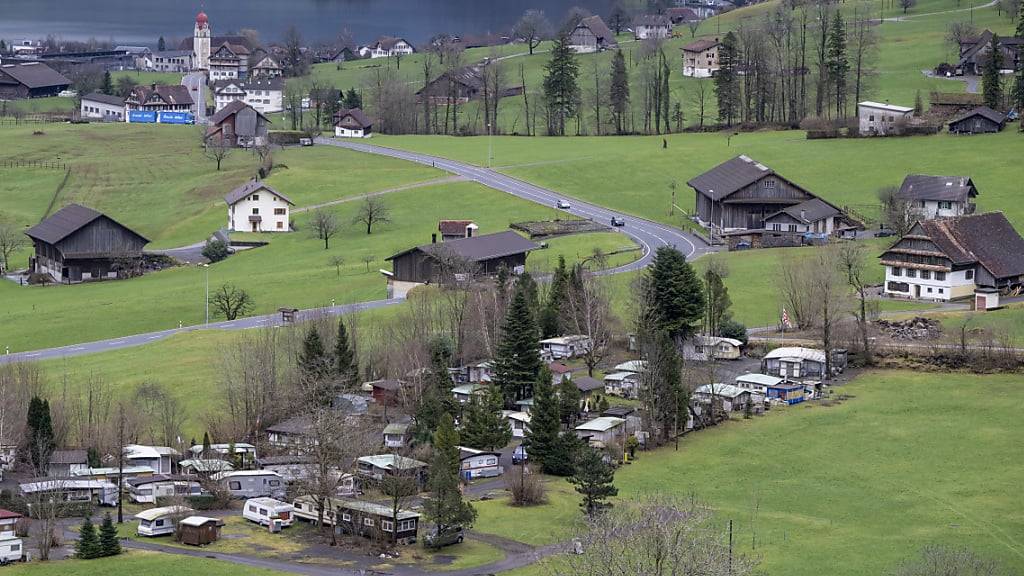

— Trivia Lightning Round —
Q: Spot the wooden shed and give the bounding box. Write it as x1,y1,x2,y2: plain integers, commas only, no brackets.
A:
948,106,1006,134
177,516,225,546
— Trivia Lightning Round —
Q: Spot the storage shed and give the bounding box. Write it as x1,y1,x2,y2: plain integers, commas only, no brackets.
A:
177,516,225,546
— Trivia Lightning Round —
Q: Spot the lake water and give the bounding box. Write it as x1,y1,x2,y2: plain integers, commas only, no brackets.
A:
0,0,608,46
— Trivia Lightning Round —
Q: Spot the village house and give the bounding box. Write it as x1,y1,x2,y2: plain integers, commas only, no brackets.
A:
735,373,784,395
438,220,479,241
333,108,373,138
693,384,761,412
573,376,605,399
602,406,643,436
633,14,673,39
548,362,572,384
208,41,250,79
355,454,428,485
213,78,284,114
250,53,283,78
383,422,412,449
957,30,1023,74
0,62,71,99
128,475,203,504
206,100,271,148
681,335,743,361
881,211,1024,301
761,197,849,238
266,416,315,450
575,416,626,447
361,36,415,59
568,15,618,53
761,347,842,380
331,497,420,543
384,230,540,298
948,106,1007,134
857,101,914,136
124,445,178,474
136,505,194,537
213,470,286,499
46,448,89,476
540,335,593,359
682,37,721,77
452,383,487,404
24,204,149,284
177,516,225,546
458,446,503,479
225,180,293,233
79,92,125,121
505,411,531,438
896,175,978,219
125,84,195,115
152,50,193,72
365,379,406,406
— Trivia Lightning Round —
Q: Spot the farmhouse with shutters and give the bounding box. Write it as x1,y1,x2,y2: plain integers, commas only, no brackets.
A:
24,204,149,284
225,180,294,232
880,212,1024,301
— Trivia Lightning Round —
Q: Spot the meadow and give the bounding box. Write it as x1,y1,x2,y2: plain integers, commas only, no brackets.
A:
5,550,285,576
477,370,1024,576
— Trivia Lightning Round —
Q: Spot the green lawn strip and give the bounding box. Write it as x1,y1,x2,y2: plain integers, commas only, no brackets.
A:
387,539,505,572
935,302,1024,342
471,480,583,547
5,549,287,575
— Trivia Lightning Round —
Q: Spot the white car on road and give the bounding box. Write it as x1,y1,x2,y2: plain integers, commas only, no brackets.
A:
556,200,571,210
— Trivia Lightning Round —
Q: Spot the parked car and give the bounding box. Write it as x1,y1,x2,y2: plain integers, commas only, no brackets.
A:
610,217,625,227
556,200,571,210
424,526,464,548
299,138,314,146
512,445,528,465
734,241,752,250
874,229,895,238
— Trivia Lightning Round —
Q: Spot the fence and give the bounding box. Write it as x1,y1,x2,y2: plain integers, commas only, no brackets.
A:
0,115,71,127
0,159,69,170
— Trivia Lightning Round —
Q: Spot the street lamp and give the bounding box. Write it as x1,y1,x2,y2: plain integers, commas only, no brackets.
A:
201,263,210,324
487,122,493,168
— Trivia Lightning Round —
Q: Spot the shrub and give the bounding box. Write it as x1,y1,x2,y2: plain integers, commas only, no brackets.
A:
720,319,749,346
508,464,547,506
202,239,229,263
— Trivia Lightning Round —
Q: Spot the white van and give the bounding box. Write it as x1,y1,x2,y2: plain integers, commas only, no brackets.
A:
243,498,294,528
0,536,23,563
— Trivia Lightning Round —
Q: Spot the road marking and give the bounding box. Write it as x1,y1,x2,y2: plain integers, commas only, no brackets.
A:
25,353,40,357
71,347,84,351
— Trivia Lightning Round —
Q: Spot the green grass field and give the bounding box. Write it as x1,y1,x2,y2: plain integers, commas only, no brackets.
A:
475,370,1024,576
5,550,285,576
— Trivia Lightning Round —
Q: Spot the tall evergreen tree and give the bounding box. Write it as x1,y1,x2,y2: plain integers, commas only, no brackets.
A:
569,447,618,517
715,31,741,126
423,413,477,536
648,331,687,443
343,87,363,109
461,386,512,451
558,377,582,427
703,268,732,337
982,35,1003,110
299,327,329,379
98,513,121,557
24,396,55,475
540,256,569,338
201,431,211,456
661,50,672,134
101,71,113,96
413,337,457,444
609,50,630,134
493,286,542,405
542,35,581,135
76,517,101,559
826,12,849,118
157,36,166,51
643,246,705,341
334,318,358,389
524,366,561,470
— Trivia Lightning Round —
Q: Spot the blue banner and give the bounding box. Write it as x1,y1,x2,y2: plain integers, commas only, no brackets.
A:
128,110,157,123
158,111,194,125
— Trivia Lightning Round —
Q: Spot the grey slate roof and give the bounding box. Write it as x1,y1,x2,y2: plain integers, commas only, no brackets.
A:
129,84,194,107
948,106,1007,126
683,37,722,53
687,155,777,201
50,449,88,465
208,100,270,126
0,62,71,89
25,204,149,245
633,14,672,27
897,175,978,203
766,197,841,224
82,92,125,107
573,376,605,392
224,180,294,206
577,15,616,44
266,415,312,436
334,107,372,129
387,231,540,263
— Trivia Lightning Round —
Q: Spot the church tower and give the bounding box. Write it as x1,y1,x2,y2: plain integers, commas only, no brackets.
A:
193,11,211,70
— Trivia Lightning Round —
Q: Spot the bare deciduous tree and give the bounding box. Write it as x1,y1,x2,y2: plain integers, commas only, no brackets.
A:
878,185,921,236
946,22,978,61
564,265,612,377
329,255,346,277
514,9,552,55
210,283,255,321
836,242,876,365
216,329,286,442
309,209,340,249
199,127,232,171
891,545,1008,576
0,219,27,274
352,196,392,235
134,381,185,447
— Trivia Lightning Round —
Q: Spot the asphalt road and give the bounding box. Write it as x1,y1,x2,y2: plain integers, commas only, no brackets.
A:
2,139,710,364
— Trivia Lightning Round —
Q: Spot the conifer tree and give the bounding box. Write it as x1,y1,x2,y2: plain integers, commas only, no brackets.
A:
570,447,618,517
423,413,477,538
715,31,740,126
76,517,101,559
157,36,166,51
826,12,849,118
643,246,705,341
461,386,512,451
540,256,569,338
982,35,1003,110
558,377,581,427
703,267,732,337
201,431,211,456
609,50,630,134
913,90,924,115
648,331,687,442
101,71,113,96
494,285,542,405
24,396,55,475
299,327,329,377
334,318,359,390
542,35,581,135
413,337,456,444
98,513,121,557
524,366,561,470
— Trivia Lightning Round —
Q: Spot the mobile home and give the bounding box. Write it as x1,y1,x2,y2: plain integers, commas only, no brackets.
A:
458,446,503,480
128,474,203,504
0,536,23,563
19,479,118,506
213,470,286,499
136,505,194,537
243,497,294,527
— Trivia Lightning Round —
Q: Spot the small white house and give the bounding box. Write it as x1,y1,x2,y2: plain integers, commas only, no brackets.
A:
895,175,978,220
574,416,626,447
505,411,531,438
364,36,415,58
0,535,23,563
735,373,784,395
213,78,284,114
383,422,411,449
858,101,914,136
225,180,294,233
243,497,294,527
682,335,743,361
334,108,373,138
136,505,194,537
603,372,640,399
80,92,125,121
124,444,179,474
128,475,203,504
633,14,673,40
213,470,286,499
457,446,503,479
355,454,427,483
693,384,762,412
540,335,592,359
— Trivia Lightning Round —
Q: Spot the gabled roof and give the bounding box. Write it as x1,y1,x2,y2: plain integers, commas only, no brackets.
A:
367,378,404,391
82,92,125,107
179,459,234,473
224,180,294,206
334,107,372,129
0,62,71,89
683,37,721,53
897,175,978,203
128,84,194,107
266,415,312,435
573,376,605,392
763,347,825,363
765,197,841,224
858,101,914,113
695,384,750,399
0,509,23,520
948,106,1007,126
687,155,789,201
372,36,413,51
26,204,102,245
575,15,616,44
357,454,427,470
634,14,673,27
575,416,625,433
208,100,271,126
666,7,700,20
909,212,1024,279
387,230,540,264
457,446,499,460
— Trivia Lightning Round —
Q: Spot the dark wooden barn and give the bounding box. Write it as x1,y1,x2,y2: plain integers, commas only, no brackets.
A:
386,230,539,285
948,106,1006,135
24,204,149,284
0,62,71,99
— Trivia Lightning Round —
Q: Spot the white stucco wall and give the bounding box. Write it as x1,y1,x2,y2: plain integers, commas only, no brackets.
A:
228,192,290,232
883,265,976,301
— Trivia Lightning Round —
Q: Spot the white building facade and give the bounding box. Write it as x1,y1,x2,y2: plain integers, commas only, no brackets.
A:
214,79,283,114
883,264,975,301
225,181,294,233
80,94,125,121
858,101,914,136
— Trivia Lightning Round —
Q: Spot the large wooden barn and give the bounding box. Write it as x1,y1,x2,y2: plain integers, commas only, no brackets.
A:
24,204,149,283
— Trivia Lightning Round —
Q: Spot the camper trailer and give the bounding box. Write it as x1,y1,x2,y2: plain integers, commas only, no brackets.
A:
19,479,118,506
213,470,286,499
242,497,294,528
136,506,194,537
0,536,23,563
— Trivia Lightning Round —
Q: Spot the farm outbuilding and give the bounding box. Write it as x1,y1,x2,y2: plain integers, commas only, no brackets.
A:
178,516,225,546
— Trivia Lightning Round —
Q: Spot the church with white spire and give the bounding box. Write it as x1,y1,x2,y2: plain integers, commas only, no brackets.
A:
193,11,211,70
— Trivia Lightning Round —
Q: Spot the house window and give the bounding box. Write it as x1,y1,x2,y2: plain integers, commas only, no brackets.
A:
787,224,797,232
869,115,875,121
939,201,952,210
935,271,946,281
381,520,394,532
342,512,351,521
399,519,416,531
921,270,931,280
229,481,241,490
276,221,284,229
892,267,902,277
274,208,286,215
363,517,374,527
763,179,776,189
268,480,280,487
906,269,917,278
927,287,933,293
938,288,944,294
251,194,259,201
965,270,974,280
252,208,259,215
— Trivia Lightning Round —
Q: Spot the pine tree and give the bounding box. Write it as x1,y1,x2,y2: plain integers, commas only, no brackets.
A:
524,367,562,471
542,35,581,135
423,413,477,538
649,331,687,443
414,337,456,444
76,517,101,559
826,12,849,118
24,396,55,475
101,71,113,96
558,377,581,427
493,286,542,405
299,327,330,384
569,447,618,517
540,256,569,338
715,31,741,126
98,513,121,557
982,35,1003,110
157,36,166,51
87,446,101,468
334,318,359,390
227,440,239,468
703,268,732,337
913,90,924,116
461,386,512,451
644,246,705,341
609,50,630,134
201,431,211,456
343,87,363,110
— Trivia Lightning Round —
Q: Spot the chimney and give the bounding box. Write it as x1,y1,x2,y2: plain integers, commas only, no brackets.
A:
431,233,437,244
466,226,473,238
800,209,807,221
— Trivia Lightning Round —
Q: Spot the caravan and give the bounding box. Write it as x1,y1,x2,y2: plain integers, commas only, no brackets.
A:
242,498,294,528
213,470,286,499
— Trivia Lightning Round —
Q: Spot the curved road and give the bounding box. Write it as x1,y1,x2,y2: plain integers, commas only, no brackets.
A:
1,141,710,365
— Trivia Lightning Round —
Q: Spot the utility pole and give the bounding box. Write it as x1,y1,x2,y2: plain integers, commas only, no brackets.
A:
487,122,493,168
203,263,210,324
117,404,125,524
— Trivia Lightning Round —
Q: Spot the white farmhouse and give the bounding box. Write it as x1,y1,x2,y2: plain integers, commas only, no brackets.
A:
857,101,914,136
574,416,626,447
213,78,284,114
333,108,373,138
80,92,125,121
225,180,294,233
895,175,978,220
363,36,415,58
633,14,673,40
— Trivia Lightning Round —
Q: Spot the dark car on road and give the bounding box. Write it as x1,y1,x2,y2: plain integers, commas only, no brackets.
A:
610,217,625,227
